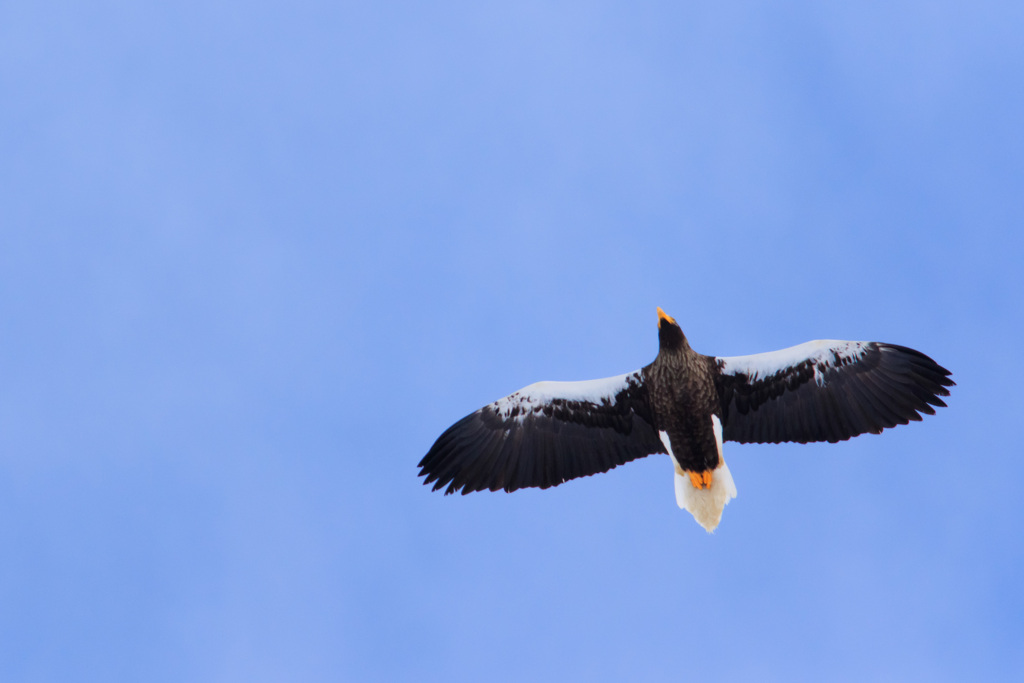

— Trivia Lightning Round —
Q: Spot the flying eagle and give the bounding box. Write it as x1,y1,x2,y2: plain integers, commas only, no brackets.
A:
417,308,953,531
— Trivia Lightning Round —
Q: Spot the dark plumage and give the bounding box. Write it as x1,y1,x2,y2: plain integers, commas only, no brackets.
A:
418,308,954,530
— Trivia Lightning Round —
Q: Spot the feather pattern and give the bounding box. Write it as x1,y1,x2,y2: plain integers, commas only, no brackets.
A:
713,341,954,444
418,371,667,494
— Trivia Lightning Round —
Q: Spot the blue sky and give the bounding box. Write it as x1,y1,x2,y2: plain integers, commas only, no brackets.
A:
2,1,1022,681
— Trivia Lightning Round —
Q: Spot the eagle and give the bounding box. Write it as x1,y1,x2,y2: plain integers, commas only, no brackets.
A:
417,308,954,531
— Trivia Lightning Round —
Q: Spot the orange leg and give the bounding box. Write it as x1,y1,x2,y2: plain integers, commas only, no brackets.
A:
687,470,713,490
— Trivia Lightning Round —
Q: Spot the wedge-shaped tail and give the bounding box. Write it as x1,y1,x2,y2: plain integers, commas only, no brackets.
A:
674,459,737,532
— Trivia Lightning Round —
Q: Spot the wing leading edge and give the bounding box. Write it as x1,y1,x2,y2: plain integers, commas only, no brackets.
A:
418,371,666,495
713,340,954,444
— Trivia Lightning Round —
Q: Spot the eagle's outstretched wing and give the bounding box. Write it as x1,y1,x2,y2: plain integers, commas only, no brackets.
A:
418,371,666,494
712,341,954,444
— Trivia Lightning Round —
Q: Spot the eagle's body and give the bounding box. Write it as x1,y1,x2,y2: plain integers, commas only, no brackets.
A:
418,308,953,531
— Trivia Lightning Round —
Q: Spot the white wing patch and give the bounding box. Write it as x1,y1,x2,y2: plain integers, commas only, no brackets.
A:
711,413,724,460
718,340,868,387
491,372,640,421
658,430,674,458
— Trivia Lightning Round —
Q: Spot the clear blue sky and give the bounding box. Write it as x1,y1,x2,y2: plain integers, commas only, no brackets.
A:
2,2,1022,681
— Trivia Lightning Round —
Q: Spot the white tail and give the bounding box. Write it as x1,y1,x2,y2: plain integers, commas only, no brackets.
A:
670,414,738,532
674,458,737,532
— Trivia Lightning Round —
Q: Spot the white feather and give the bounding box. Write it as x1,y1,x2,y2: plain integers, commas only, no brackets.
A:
672,415,738,532
718,340,867,386
491,372,641,421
